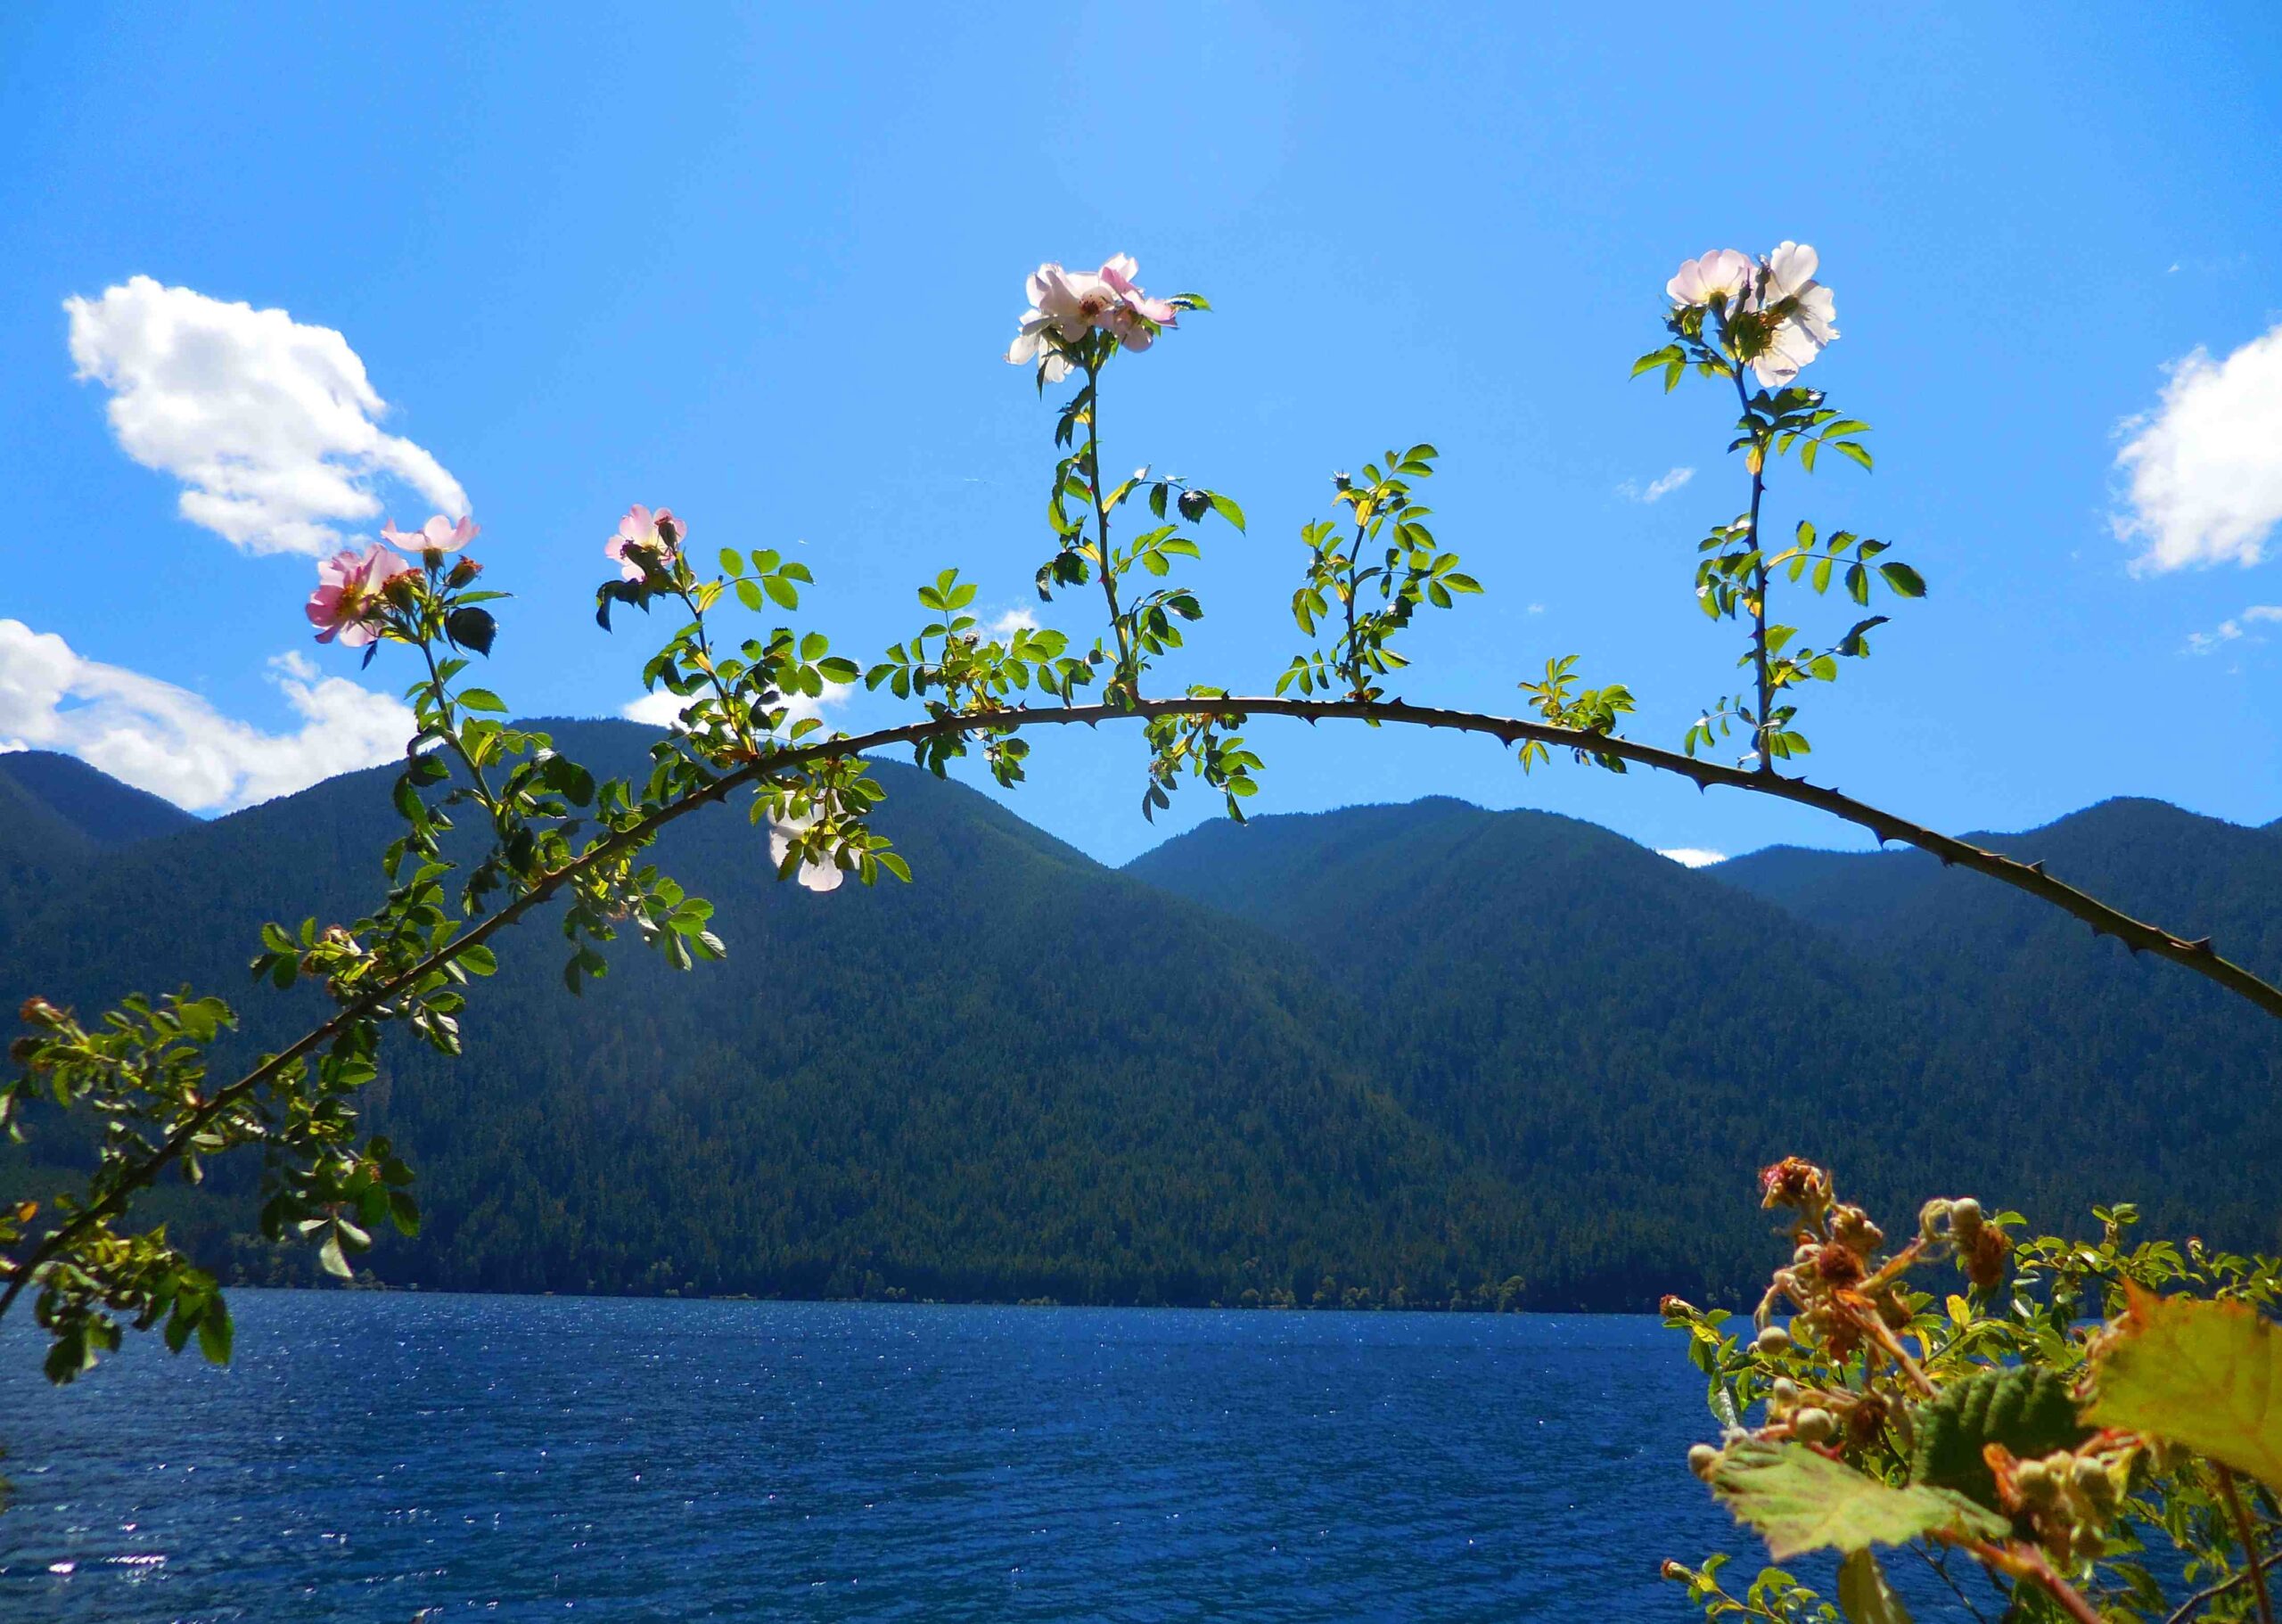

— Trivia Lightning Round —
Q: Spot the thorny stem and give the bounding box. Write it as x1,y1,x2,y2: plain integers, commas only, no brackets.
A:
9,690,2282,1316
1342,518,1367,697
2165,1544,2282,1624
2220,1468,2278,1624
671,576,761,762
1958,1538,2105,1624
417,631,507,834
1728,357,1775,775
1081,357,1134,701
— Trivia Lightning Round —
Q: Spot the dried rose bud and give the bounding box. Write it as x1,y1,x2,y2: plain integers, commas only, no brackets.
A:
1814,1242,1866,1289
18,997,64,1028
1687,1444,1720,1480
1963,1225,2011,1291
1758,1156,1832,1211
1659,1294,1696,1319
9,1035,43,1066
447,557,484,588
1831,1203,1885,1256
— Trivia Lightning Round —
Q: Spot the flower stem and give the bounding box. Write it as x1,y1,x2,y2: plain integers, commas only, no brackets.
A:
1081,355,1135,702
1728,363,1775,775
2220,1468,2277,1624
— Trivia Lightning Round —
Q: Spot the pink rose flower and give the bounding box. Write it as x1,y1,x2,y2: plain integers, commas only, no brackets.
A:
1666,249,1755,308
1096,254,1178,351
306,543,416,646
381,514,480,554
768,808,846,893
1006,255,1178,375
1742,241,1839,387
604,504,685,582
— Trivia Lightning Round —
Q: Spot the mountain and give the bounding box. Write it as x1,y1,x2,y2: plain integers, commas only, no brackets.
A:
0,750,199,945
1,724,1539,1310
1711,797,2282,1243
1129,796,2282,1275
4,741,2278,1312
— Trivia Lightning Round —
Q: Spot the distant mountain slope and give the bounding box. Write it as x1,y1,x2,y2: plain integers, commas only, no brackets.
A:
2,724,1541,1309
0,750,199,945
1130,797,2282,1270
0,750,199,849
6,748,2278,1312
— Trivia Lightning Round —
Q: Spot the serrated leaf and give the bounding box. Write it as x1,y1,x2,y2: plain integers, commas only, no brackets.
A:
1712,1440,2007,1559
1909,1366,2089,1508
1878,562,1926,598
2084,1291,2282,1492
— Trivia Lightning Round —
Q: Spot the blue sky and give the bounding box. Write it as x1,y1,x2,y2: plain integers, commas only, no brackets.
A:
2,2,2277,865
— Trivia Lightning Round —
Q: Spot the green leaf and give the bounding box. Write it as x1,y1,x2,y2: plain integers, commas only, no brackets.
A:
1877,562,1927,598
1837,1550,1912,1624
317,1230,352,1280
197,1298,234,1366
1711,1440,2007,1560
1208,493,1246,533
1910,1366,2089,1509
1835,440,1875,472
2084,1292,2282,1492
444,606,497,656
764,576,800,610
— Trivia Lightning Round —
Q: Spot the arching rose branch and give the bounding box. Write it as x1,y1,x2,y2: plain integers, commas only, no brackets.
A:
4,249,2278,1402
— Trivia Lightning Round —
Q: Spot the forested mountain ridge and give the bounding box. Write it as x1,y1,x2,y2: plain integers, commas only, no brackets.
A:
0,750,199,944
1129,793,2282,1276
1,724,1540,1308
4,733,2278,1310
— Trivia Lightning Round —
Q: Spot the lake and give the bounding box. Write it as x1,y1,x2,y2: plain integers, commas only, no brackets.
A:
0,1293,1758,1620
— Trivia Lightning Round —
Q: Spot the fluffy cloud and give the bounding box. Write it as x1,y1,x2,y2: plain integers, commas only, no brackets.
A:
1621,466,1695,504
2186,603,2282,655
2114,321,2282,573
989,607,1039,635
622,680,853,732
0,622,412,810
1657,847,1727,868
65,275,468,557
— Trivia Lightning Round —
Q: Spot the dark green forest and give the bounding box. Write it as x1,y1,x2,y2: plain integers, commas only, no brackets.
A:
3,728,2277,1311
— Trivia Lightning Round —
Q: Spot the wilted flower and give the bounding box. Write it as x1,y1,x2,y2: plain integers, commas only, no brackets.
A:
768,808,845,893
306,544,416,646
381,514,480,554
605,504,684,583
1006,255,1178,379
1666,249,1754,308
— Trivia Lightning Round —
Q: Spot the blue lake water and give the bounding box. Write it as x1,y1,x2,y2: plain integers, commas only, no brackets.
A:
0,1293,1756,1621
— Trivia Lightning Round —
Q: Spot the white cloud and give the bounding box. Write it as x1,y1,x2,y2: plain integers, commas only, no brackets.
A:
2186,603,2282,655
1620,466,1695,504
988,607,1038,636
622,680,853,732
1658,847,1727,868
2113,321,2282,573
65,275,468,557
0,619,413,811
